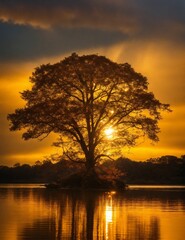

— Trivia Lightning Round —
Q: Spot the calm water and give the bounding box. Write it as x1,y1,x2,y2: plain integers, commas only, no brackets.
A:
0,185,185,240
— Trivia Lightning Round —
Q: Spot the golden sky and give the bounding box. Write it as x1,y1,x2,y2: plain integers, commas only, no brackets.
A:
0,0,185,166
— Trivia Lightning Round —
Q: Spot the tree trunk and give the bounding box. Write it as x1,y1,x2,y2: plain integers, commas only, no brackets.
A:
83,151,99,188
85,150,96,176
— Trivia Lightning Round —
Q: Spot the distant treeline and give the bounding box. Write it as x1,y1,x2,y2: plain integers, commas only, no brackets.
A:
0,155,185,184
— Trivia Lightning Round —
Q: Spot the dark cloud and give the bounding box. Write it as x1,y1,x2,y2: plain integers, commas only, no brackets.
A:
0,22,127,62
0,0,184,34
0,0,138,31
0,0,184,62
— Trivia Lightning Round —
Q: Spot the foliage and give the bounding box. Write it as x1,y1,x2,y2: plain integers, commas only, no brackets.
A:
0,155,184,185
7,53,171,173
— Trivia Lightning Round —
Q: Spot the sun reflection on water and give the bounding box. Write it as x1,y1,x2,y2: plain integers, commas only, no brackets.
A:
105,191,116,239
0,186,185,240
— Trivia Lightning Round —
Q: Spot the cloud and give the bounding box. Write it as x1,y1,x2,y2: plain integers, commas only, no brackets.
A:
0,0,184,36
0,0,137,32
0,0,184,63
0,21,127,62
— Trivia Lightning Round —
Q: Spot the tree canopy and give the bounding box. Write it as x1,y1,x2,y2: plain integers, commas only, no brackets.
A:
8,53,170,174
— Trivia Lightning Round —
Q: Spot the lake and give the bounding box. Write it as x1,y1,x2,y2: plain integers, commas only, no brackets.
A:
0,184,185,240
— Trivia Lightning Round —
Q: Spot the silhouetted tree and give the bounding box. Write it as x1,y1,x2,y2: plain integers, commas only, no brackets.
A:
8,53,170,179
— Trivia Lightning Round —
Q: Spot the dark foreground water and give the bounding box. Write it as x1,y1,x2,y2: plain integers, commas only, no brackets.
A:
0,185,185,240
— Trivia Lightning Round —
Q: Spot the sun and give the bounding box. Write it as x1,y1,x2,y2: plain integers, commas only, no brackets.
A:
104,126,114,139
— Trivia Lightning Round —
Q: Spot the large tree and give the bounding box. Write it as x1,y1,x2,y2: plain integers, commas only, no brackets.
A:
8,53,170,176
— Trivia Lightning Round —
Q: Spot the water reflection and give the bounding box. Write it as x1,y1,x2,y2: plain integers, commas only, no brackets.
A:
105,193,113,240
0,187,185,240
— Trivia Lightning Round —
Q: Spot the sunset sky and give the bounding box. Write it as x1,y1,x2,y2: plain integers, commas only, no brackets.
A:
0,0,185,166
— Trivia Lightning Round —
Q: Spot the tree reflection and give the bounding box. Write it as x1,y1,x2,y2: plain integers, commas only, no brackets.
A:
16,189,184,240
20,218,57,240
126,216,160,240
